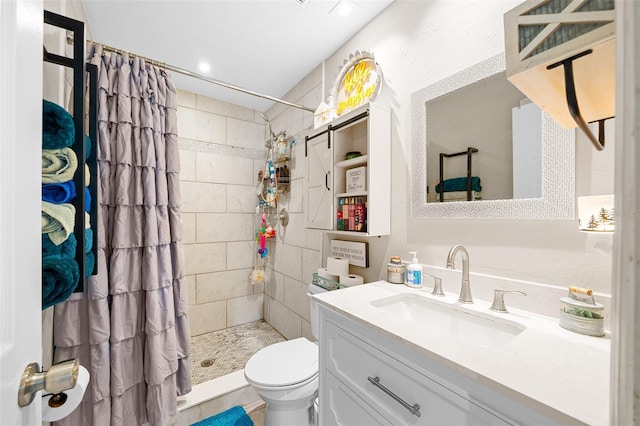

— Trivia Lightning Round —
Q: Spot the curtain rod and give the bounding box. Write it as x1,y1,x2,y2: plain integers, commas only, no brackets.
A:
88,40,315,113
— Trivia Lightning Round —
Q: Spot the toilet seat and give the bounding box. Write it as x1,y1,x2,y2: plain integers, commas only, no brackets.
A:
244,338,318,388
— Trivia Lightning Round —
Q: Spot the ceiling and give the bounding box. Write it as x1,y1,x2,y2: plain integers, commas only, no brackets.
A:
83,0,394,112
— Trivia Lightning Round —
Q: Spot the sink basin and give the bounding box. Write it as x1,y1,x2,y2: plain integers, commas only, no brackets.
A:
370,293,525,348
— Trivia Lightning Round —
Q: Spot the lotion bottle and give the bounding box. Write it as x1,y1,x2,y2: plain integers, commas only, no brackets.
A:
406,251,423,288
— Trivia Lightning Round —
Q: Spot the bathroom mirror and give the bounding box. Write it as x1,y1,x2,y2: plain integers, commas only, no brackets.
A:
411,53,575,219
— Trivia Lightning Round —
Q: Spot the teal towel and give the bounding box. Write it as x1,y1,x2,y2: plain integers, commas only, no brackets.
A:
85,228,93,252
191,406,253,426
85,250,95,279
43,233,76,259
42,257,79,310
435,176,482,194
85,135,91,160
43,100,75,149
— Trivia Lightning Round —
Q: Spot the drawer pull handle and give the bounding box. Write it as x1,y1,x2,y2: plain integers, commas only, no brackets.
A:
367,376,421,418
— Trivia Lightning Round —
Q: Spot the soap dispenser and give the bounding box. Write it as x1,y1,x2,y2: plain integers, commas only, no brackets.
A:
406,251,423,288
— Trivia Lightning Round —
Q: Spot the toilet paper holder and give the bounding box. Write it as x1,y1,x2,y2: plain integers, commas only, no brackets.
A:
17,359,79,407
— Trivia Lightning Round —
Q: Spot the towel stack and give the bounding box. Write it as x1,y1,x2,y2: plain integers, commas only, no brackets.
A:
83,135,95,278
435,176,483,201
42,100,79,309
435,176,483,194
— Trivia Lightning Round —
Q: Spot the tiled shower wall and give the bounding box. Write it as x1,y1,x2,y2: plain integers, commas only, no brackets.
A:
262,71,324,341
177,90,267,337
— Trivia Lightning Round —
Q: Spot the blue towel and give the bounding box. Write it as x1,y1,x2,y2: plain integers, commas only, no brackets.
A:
42,181,77,204
43,233,77,259
43,100,75,149
42,257,79,310
191,406,253,426
84,187,91,212
435,176,482,194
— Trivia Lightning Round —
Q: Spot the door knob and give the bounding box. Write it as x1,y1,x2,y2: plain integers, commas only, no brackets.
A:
17,359,79,407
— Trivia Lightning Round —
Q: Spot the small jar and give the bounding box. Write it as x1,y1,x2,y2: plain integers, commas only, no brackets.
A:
387,256,406,284
276,133,288,162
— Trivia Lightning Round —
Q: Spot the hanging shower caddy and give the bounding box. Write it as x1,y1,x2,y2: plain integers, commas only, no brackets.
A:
251,127,291,284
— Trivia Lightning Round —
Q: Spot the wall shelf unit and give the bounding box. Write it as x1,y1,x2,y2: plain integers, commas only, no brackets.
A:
305,102,390,237
43,10,98,295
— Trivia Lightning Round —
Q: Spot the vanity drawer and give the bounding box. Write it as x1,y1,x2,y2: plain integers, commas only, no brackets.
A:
323,371,392,426
324,320,509,425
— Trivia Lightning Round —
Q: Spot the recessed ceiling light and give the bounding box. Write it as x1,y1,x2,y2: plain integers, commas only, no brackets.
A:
329,0,355,17
196,61,211,74
337,1,352,16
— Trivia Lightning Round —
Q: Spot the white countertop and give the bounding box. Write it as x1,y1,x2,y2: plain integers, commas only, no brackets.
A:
312,280,610,426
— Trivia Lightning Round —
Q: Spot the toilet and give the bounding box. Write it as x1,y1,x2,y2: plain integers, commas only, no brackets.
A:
244,283,327,426
244,337,319,426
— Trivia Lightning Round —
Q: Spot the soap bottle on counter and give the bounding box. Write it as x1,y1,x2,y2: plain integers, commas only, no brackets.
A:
406,251,423,288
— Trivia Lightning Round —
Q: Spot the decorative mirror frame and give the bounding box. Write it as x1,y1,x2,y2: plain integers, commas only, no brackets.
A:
410,53,575,220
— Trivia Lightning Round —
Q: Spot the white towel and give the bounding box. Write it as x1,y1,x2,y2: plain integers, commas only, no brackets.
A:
442,190,482,201
42,201,76,245
42,148,78,184
85,164,90,187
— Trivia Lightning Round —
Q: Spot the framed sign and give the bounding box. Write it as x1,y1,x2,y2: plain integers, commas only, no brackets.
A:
329,50,382,116
330,240,369,268
346,166,366,193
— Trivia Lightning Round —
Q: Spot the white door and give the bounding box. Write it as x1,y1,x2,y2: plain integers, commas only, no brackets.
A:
0,0,44,423
306,131,334,230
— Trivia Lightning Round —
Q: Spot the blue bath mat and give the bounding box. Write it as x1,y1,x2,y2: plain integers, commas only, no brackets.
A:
191,405,253,426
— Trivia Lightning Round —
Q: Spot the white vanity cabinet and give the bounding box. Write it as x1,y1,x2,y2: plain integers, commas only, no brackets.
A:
305,102,390,236
317,304,563,426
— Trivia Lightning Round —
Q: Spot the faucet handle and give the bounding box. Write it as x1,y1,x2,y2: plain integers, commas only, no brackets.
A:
490,290,527,313
424,274,444,297
422,272,444,296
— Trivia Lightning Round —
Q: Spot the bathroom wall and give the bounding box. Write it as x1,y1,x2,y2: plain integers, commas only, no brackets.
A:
264,0,614,337
261,92,322,341
177,90,268,336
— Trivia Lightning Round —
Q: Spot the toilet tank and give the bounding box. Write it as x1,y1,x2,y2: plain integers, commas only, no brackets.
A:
308,283,328,339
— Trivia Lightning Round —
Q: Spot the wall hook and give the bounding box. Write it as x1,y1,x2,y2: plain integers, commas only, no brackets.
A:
547,49,611,151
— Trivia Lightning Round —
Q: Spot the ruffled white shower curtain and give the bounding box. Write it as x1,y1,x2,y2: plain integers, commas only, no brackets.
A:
52,45,191,426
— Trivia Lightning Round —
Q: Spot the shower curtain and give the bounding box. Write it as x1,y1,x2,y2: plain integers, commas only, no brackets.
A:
52,45,191,426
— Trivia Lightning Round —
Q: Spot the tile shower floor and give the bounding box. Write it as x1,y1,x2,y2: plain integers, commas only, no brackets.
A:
190,320,286,386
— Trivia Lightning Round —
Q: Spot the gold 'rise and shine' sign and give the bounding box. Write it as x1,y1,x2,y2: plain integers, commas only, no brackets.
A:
331,51,382,116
